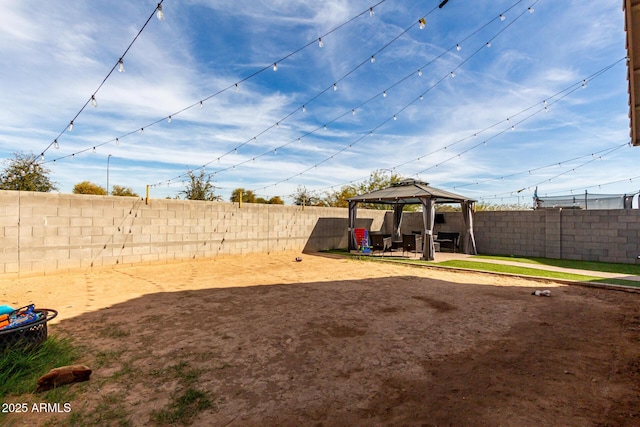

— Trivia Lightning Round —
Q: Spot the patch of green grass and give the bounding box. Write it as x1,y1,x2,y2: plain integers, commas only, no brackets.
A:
151,387,212,425
67,392,132,427
94,349,125,369
0,335,79,398
473,255,640,275
437,260,640,287
97,325,130,339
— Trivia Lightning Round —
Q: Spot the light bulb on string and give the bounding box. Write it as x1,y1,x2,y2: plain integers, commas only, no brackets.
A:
419,94,423,101
68,121,74,131
199,101,203,109
369,7,374,16
54,139,59,149
371,55,375,63
500,14,505,21
140,128,144,135
352,109,356,116
450,71,455,78
418,69,422,76
273,62,278,71
333,83,338,91
156,3,164,20
167,116,172,123
92,147,96,153
383,91,387,97
581,79,587,88
302,105,306,112
393,115,397,121
91,95,97,108
486,41,491,48
456,44,461,51
118,58,125,73
318,38,323,48
419,18,426,29
115,138,120,145
528,7,534,13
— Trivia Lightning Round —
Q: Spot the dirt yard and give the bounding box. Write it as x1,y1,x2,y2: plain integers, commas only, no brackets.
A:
1,252,639,426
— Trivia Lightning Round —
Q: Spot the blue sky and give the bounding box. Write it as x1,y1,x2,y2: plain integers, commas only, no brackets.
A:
0,0,635,205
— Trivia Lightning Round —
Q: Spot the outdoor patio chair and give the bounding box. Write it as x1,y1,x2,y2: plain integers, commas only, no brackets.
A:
402,233,422,256
370,233,392,254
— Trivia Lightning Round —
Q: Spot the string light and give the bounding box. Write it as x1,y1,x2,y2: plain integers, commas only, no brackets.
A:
54,139,59,149
371,55,375,63
118,58,125,73
333,83,338,91
156,3,165,20
302,105,306,113
370,7,374,17
115,138,120,145
456,44,461,51
167,116,172,123
273,62,278,71
418,69,422,76
450,71,456,78
486,41,491,47
235,83,239,92
91,95,97,108
318,38,324,48
500,14,506,21
419,18,426,29
383,91,387,97
54,1,551,188
68,121,74,131
528,7,534,13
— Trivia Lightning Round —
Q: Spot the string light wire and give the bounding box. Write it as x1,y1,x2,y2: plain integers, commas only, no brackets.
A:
38,1,165,160
150,0,532,188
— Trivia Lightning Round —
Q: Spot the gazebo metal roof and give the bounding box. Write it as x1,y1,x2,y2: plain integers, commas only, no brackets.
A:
347,179,476,205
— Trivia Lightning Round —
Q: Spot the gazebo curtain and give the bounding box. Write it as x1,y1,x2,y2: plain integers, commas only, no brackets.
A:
421,197,436,260
393,203,405,241
462,201,477,255
348,201,358,250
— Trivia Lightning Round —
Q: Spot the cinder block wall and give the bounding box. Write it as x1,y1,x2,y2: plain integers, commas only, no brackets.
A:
390,209,639,264
0,191,386,278
473,209,640,264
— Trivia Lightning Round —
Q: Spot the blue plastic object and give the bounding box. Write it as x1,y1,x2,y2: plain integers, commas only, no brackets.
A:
0,305,15,316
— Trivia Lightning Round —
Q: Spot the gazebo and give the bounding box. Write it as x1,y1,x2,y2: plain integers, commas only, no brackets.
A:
347,179,477,260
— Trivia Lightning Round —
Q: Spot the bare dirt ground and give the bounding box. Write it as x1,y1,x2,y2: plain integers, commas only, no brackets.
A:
2,252,640,426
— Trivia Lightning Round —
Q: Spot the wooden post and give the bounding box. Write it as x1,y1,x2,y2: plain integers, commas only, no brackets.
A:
145,185,150,205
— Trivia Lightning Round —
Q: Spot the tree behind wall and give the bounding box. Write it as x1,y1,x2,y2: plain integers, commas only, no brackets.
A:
180,170,221,201
73,181,107,195
111,185,139,197
0,153,58,192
